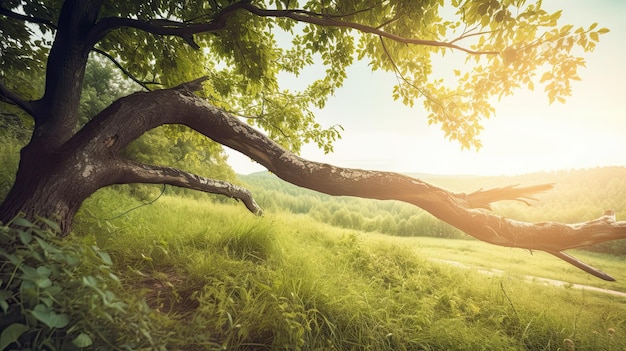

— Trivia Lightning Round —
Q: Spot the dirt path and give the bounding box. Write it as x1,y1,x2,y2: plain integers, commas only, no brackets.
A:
430,258,626,298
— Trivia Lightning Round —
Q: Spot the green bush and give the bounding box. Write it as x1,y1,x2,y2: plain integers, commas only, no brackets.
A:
0,216,166,351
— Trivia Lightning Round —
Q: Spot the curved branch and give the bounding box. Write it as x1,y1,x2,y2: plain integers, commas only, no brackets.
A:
115,159,262,215
96,83,626,280
0,81,36,117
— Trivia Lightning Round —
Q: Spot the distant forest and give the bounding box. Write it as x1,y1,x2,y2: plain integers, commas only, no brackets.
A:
240,167,626,255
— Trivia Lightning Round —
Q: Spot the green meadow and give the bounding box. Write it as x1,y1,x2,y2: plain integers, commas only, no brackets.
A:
66,188,626,349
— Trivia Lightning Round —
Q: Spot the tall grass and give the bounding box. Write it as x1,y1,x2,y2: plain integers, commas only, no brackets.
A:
0,125,26,200
66,190,626,350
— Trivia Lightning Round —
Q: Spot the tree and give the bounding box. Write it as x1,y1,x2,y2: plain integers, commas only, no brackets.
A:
1,0,625,280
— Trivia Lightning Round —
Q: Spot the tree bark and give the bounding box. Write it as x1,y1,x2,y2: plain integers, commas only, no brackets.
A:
0,142,261,236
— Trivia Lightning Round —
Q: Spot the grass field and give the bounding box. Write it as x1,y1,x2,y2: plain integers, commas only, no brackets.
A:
370,234,626,293
61,189,626,350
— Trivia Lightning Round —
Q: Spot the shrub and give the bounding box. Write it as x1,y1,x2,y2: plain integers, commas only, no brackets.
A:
0,216,166,350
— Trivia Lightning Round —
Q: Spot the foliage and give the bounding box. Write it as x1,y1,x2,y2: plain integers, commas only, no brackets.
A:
78,56,136,126
0,216,168,350
0,0,610,151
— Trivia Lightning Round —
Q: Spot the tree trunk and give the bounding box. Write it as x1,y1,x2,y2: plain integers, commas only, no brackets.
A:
0,83,264,235
0,140,105,234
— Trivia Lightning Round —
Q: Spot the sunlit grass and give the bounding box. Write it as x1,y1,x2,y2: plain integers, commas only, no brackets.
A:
67,189,626,350
375,234,626,292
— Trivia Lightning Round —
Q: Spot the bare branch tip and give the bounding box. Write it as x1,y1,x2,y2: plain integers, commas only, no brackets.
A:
173,76,210,92
548,250,616,281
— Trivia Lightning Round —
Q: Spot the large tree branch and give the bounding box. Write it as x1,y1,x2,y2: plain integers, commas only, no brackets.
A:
90,82,626,280
86,1,247,49
87,1,496,55
238,3,499,55
114,159,262,215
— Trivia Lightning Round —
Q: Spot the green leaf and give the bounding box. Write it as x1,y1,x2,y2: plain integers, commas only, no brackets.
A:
35,217,61,233
72,333,93,348
0,323,29,351
0,301,8,315
18,230,32,245
37,278,52,289
0,248,21,265
95,248,113,266
561,24,574,34
30,304,70,329
82,275,98,289
36,266,51,277
0,290,13,314
10,217,33,228
34,236,62,255
40,297,54,308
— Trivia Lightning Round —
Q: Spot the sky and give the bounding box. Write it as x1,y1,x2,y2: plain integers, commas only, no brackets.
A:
226,1,626,176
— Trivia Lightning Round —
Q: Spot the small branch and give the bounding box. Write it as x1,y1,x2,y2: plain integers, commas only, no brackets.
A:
375,14,403,30
92,48,159,91
467,183,555,209
449,27,497,45
378,36,447,113
290,1,384,20
239,3,499,55
548,251,615,281
172,76,210,92
116,159,263,215
0,6,57,29
0,81,36,117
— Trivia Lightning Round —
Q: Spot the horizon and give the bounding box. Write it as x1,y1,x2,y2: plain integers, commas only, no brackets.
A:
236,164,626,178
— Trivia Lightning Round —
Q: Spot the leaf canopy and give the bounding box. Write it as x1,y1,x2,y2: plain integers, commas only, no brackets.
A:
0,0,609,151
